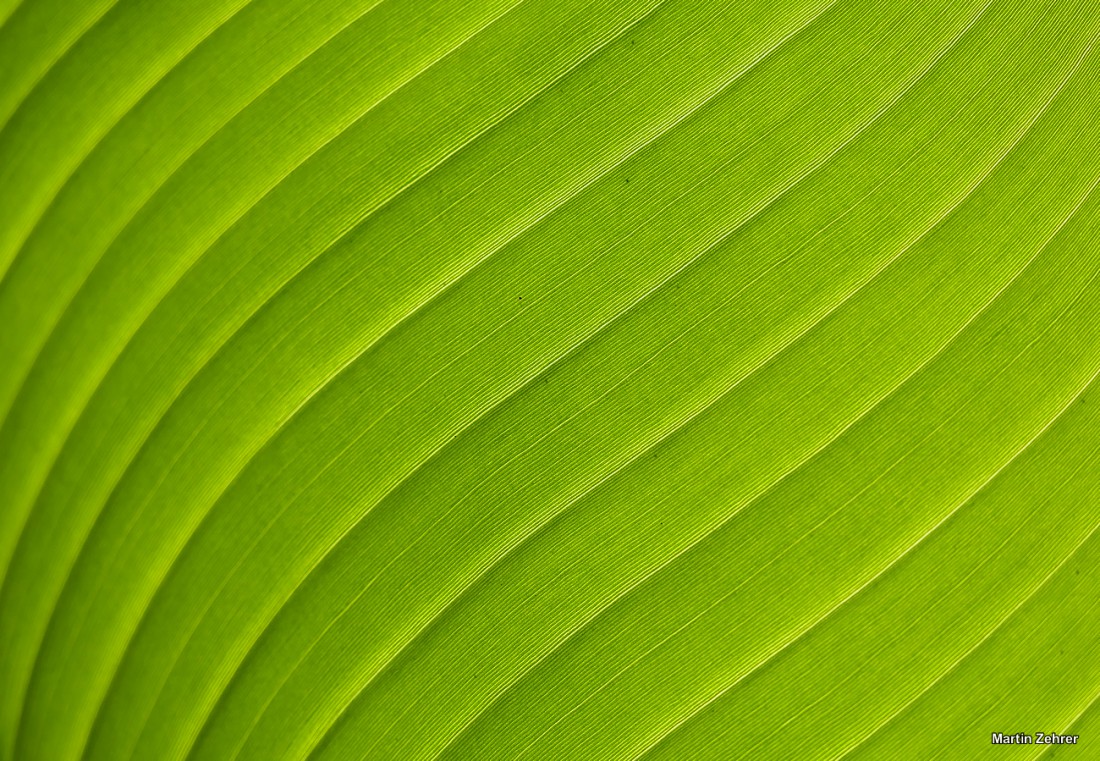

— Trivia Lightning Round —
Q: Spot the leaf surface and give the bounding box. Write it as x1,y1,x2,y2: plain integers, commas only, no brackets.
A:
1,1,1098,759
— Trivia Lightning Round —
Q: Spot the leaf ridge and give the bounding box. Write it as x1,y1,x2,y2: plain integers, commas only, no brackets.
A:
0,0,263,281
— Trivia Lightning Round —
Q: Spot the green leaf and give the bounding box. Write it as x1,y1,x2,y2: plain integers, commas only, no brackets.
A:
1,0,1098,759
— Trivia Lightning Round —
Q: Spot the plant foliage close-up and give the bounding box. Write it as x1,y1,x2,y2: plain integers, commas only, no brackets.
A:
1,0,1099,759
